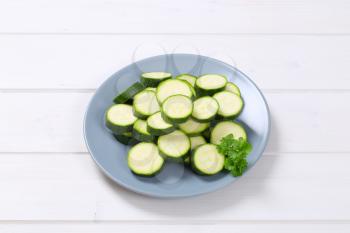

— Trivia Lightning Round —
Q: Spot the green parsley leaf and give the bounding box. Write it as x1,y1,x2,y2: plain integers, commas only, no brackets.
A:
216,134,252,177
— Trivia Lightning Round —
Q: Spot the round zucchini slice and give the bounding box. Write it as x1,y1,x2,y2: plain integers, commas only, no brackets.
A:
105,104,137,134
176,74,197,87
210,121,247,145
161,95,193,124
133,90,160,119
158,130,190,160
141,72,172,87
191,144,224,175
147,111,175,136
156,79,193,104
225,82,241,96
195,74,227,96
213,91,243,119
128,142,164,176
191,96,219,122
189,135,206,150
113,82,145,104
113,132,139,146
132,119,154,142
178,117,209,136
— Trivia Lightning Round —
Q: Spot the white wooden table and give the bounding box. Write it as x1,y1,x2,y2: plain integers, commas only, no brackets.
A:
0,0,349,232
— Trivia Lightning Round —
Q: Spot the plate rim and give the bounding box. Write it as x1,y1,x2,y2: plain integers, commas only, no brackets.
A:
83,53,271,198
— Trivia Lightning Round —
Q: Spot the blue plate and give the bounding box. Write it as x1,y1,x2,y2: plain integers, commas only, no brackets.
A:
84,54,270,198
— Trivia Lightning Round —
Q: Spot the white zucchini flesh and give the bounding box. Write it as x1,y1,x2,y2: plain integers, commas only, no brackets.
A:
176,74,197,87
192,96,219,121
142,72,171,79
189,136,206,150
213,91,243,117
158,130,190,158
106,104,137,126
133,90,160,116
178,118,210,136
162,95,193,119
225,82,241,96
210,121,247,145
193,144,224,175
156,79,193,103
196,74,227,90
147,112,173,130
128,142,164,176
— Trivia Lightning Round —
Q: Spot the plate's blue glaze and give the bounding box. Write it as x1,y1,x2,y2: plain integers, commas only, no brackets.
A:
84,54,270,198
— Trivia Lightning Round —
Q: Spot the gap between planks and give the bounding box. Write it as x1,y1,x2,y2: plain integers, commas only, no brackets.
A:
2,89,350,94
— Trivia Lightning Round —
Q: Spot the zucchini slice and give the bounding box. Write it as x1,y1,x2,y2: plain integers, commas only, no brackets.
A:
183,134,206,165
195,74,227,96
158,130,190,160
189,135,206,150
128,142,164,176
191,144,224,175
113,132,139,146
176,74,197,87
132,119,154,142
113,82,145,104
145,87,157,92
156,79,193,104
210,121,247,145
133,90,160,119
225,82,241,96
161,95,193,124
191,96,219,122
141,72,172,87
178,118,209,136
147,112,175,136
105,104,137,134
213,91,243,119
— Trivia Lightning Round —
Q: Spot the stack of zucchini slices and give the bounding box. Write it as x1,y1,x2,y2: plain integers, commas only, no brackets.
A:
105,72,246,176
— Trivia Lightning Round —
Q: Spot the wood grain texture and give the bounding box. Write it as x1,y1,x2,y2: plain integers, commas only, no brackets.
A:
1,222,350,233
0,153,348,220
0,35,349,89
0,92,349,153
0,0,349,34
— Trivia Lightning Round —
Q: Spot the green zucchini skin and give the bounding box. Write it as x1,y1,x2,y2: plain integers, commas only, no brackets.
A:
161,95,193,124
225,82,241,96
195,74,227,96
213,91,244,119
132,130,154,142
157,130,191,161
140,72,172,87
147,124,175,136
113,134,139,146
191,96,219,123
178,118,210,136
190,144,224,176
132,119,154,142
146,112,175,136
127,142,165,177
106,120,133,134
105,104,137,134
132,90,160,119
113,82,145,104
176,74,197,87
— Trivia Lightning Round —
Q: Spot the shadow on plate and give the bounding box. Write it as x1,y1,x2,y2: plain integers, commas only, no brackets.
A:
97,114,279,218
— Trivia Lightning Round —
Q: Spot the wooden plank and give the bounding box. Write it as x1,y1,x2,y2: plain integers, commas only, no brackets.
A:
0,0,349,33
1,222,349,233
0,92,349,153
0,153,348,220
0,35,349,89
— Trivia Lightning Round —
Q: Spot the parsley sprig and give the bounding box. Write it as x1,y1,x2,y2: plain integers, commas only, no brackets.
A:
216,134,252,177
